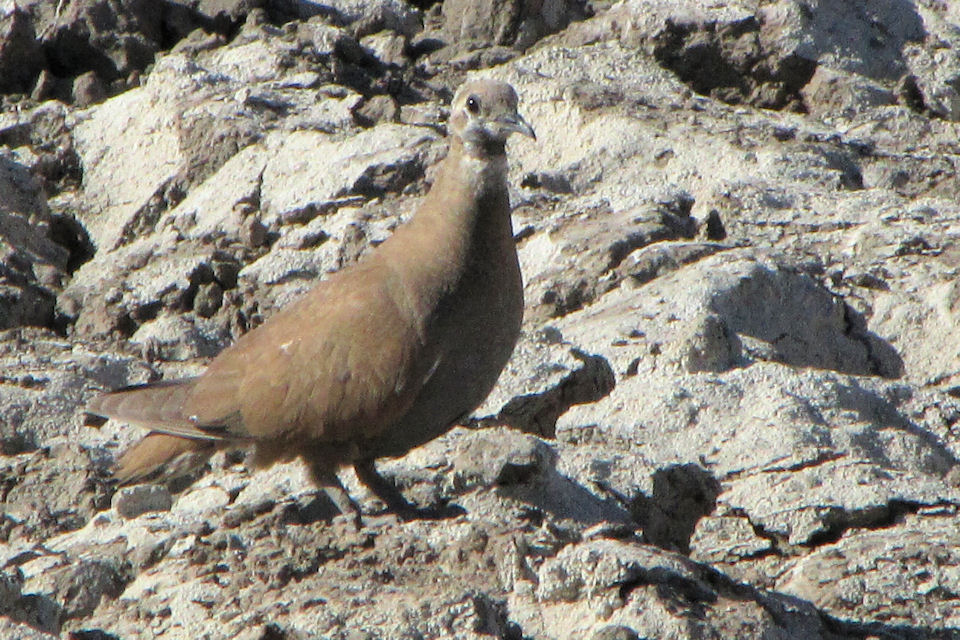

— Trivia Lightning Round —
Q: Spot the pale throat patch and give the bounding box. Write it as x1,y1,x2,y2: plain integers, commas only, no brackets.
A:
459,152,508,179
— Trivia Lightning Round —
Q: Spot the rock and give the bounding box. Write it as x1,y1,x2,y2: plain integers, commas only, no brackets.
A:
41,559,125,620
438,0,587,53
777,513,960,628
192,281,224,318
0,617,58,639
591,626,639,640
72,70,107,107
310,0,422,39
0,6,42,95
0,442,113,544
551,251,903,379
128,313,231,361
475,329,616,438
259,124,432,221
40,0,168,86
801,66,895,120
630,463,721,553
359,30,408,67
353,94,401,127
450,428,555,489
0,327,156,450
0,570,60,636
112,485,174,519
0,151,69,331
4,0,960,637
670,312,742,373
29,69,59,102
514,538,833,638
519,203,699,321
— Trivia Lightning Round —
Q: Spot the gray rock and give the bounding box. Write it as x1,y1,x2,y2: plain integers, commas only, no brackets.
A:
0,6,42,94
801,66,895,120
516,538,834,638
438,0,587,52
0,570,60,636
671,312,742,373
72,71,107,108
112,484,174,519
314,0,422,39
4,0,960,637
360,31,408,67
592,626,639,640
450,428,555,489
45,559,124,620
0,152,68,331
777,513,960,628
0,617,59,640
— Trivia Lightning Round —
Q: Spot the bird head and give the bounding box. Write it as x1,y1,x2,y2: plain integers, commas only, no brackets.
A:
448,79,536,158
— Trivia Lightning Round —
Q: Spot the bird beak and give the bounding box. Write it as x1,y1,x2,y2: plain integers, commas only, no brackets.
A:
501,113,537,141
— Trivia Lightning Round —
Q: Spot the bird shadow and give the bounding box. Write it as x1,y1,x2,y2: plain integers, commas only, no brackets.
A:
281,490,466,526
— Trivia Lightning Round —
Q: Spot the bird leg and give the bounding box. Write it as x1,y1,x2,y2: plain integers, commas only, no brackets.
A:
307,461,362,530
353,458,420,521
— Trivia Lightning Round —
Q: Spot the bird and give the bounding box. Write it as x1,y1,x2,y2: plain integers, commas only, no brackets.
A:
85,78,537,524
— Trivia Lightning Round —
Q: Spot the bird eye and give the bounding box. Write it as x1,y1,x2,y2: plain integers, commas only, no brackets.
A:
466,95,480,114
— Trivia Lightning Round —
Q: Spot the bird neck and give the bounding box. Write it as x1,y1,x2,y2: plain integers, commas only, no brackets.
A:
459,134,507,159
380,137,513,313
416,137,512,251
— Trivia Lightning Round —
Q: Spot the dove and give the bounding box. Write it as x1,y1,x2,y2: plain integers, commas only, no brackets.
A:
86,78,536,523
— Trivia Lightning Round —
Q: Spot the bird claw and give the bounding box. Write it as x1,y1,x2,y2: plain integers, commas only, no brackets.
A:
331,510,363,534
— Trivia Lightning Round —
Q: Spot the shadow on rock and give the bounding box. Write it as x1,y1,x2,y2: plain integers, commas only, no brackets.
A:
497,348,616,438
448,427,631,526
833,378,960,474
710,263,904,378
630,463,722,554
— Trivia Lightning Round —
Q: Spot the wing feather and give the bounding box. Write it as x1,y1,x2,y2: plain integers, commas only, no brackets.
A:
182,257,430,444
86,378,238,440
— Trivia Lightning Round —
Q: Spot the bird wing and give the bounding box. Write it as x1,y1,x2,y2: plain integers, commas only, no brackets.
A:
85,377,225,438
180,256,433,444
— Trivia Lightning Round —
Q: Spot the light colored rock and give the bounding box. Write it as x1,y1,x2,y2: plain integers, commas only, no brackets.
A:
510,538,831,639
129,313,231,361
113,484,174,519
313,0,422,39
449,427,554,488
173,485,230,514
777,512,960,628
360,30,408,66
905,3,960,120
70,58,188,252
0,329,155,449
0,618,58,640
801,66,895,120
259,124,435,223
6,0,960,637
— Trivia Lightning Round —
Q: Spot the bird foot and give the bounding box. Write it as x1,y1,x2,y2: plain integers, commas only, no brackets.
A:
367,500,465,523
353,459,463,522
403,502,466,521
330,510,363,533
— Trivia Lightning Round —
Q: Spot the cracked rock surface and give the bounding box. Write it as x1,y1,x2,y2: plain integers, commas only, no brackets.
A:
2,0,960,638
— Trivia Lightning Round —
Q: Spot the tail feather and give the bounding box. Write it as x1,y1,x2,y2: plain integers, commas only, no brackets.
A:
85,378,228,440
115,433,217,485
87,378,194,422
87,378,240,484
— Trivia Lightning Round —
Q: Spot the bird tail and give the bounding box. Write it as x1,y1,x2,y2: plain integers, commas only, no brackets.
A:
115,433,217,485
85,378,199,432
85,378,221,484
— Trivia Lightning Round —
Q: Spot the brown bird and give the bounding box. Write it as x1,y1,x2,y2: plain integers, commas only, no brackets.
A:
85,78,536,523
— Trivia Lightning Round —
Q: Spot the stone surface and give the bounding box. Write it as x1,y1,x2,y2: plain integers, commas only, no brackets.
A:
2,0,960,638
112,484,174,519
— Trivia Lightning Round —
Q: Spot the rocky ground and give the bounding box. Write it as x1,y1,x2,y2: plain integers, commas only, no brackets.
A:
1,0,960,638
